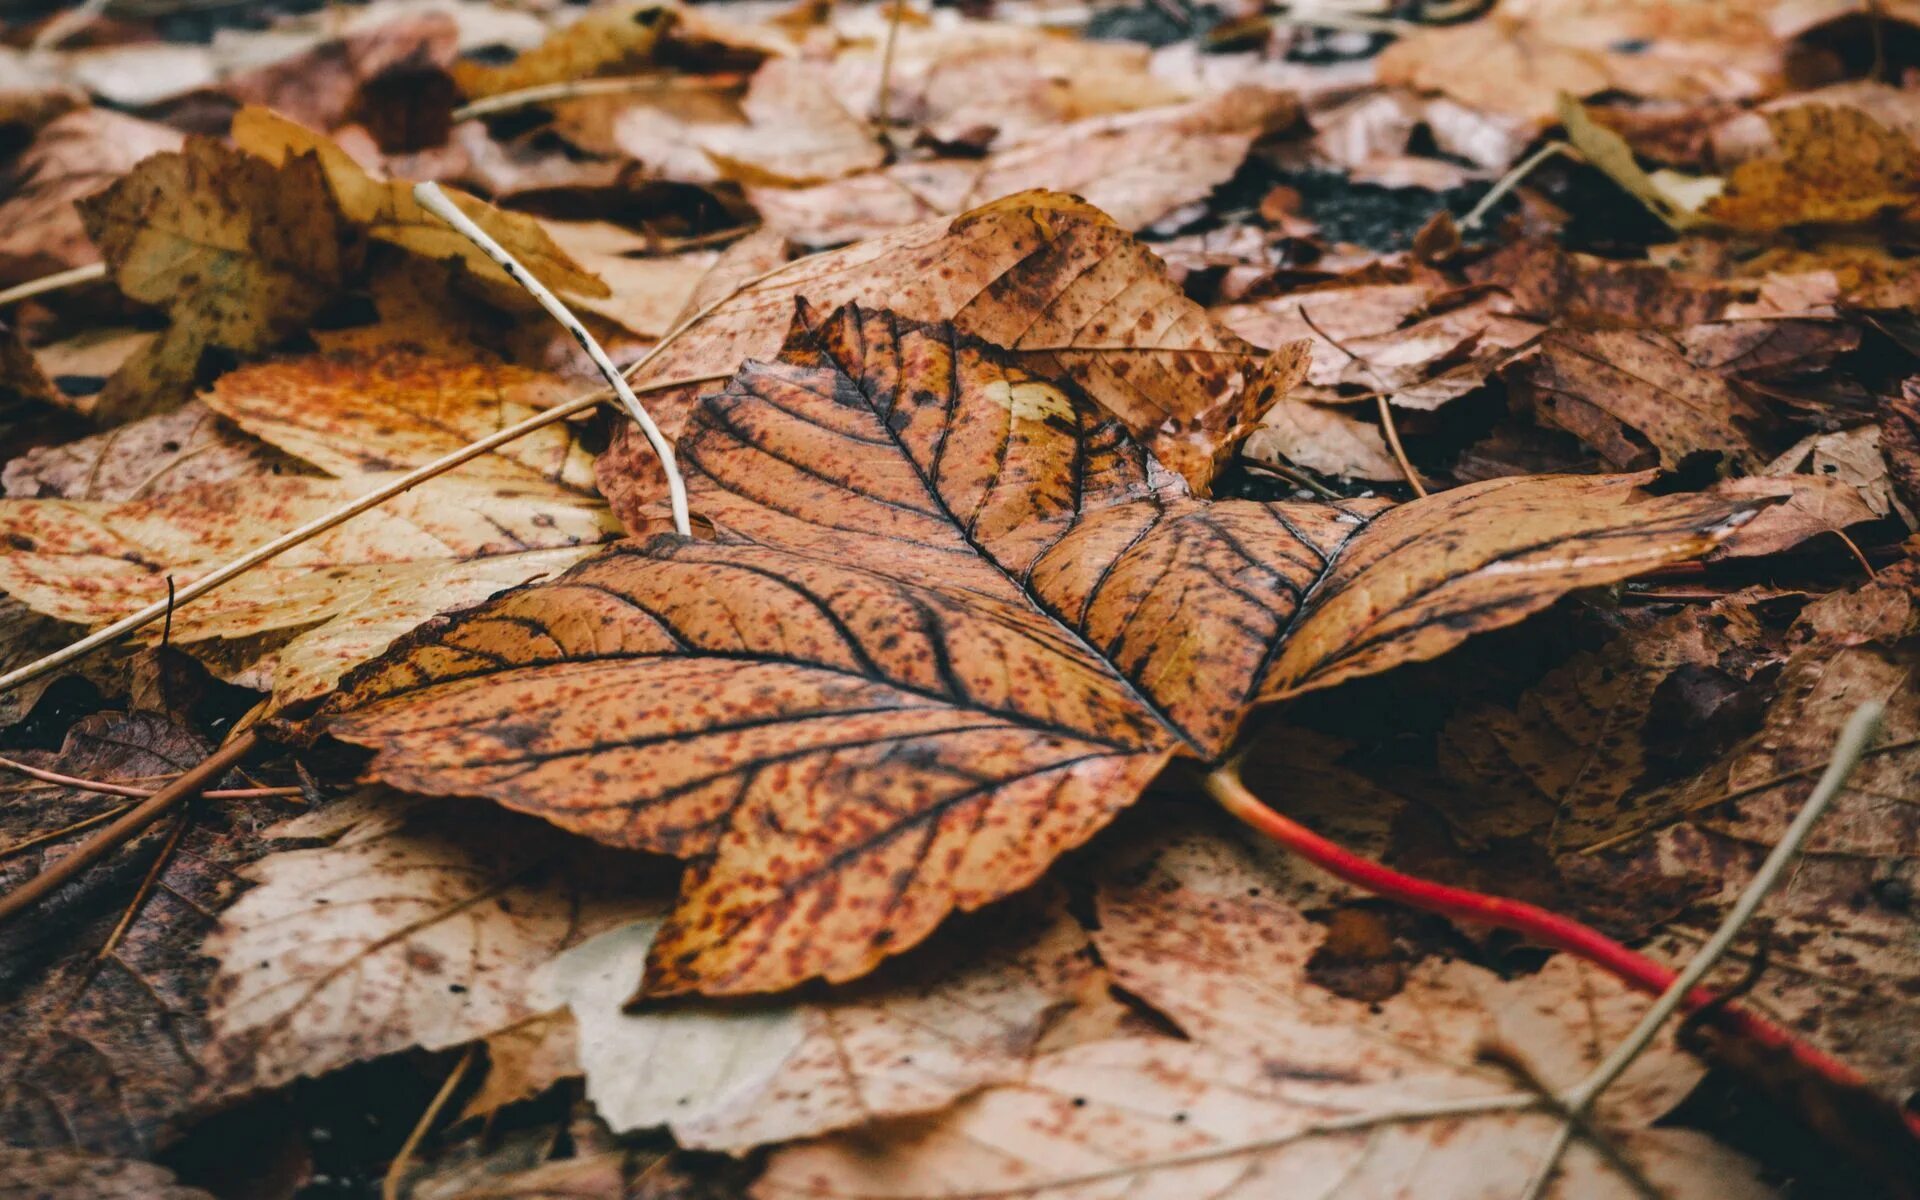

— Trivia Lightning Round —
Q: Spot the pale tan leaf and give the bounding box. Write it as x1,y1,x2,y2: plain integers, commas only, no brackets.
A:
1242,400,1402,483
203,800,660,1098
2,402,302,502
0,108,182,285
702,58,885,186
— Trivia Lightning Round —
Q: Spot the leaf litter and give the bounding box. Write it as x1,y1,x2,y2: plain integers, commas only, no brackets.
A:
1,0,1919,1196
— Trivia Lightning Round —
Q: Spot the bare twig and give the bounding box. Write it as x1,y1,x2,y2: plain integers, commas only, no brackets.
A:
873,0,906,128
29,0,112,52
1375,393,1429,497
451,72,747,122
384,1045,477,1200
0,262,108,308
1517,700,1887,1197
0,752,302,801
1459,140,1572,232
0,730,258,928
414,182,691,536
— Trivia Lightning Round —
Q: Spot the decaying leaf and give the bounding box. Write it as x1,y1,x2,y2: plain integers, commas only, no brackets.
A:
0,108,183,285
450,2,674,100
0,713,293,1155
2,402,303,502
539,897,1098,1151
601,190,1293,500
203,798,657,1099
230,107,607,299
317,305,1755,998
1242,399,1402,483
0,473,617,708
745,87,1295,244
756,820,1772,1200
1704,104,1920,231
75,137,354,420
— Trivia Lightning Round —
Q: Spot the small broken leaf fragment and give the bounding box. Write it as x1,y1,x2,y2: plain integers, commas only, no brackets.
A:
319,306,1756,999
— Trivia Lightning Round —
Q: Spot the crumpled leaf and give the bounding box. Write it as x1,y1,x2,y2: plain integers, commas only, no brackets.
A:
317,305,1755,998
0,473,617,709
1242,399,1402,483
0,107,183,285
2,402,303,502
701,58,885,186
745,87,1295,245
1508,328,1765,472
76,137,354,422
231,107,606,299
203,798,657,1099
0,1149,213,1199
0,713,294,1155
450,2,673,100
201,334,596,492
601,189,1293,501
1704,103,1920,231
538,897,1098,1151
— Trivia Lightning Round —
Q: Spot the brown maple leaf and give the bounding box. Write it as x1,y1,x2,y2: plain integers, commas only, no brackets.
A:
312,305,1756,998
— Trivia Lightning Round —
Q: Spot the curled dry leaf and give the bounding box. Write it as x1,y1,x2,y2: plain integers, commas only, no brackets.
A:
0,107,183,285
0,713,295,1155
1242,399,1402,483
76,136,354,421
450,2,673,100
231,107,606,299
538,898,1099,1152
602,189,1292,501
746,87,1295,245
1,402,303,502
316,305,1756,998
1507,328,1766,472
0,474,617,709
203,799,659,1099
201,337,596,492
0,1149,213,1199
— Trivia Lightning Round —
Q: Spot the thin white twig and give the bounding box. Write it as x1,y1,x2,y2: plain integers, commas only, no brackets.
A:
1518,700,1887,1199
873,0,906,128
412,182,691,537
0,262,108,308
451,73,740,122
1459,141,1573,232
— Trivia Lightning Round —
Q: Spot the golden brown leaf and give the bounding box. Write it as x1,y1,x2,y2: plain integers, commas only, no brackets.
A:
450,3,674,100
1704,104,1920,231
230,107,606,299
0,108,182,285
318,306,1754,997
600,189,1289,500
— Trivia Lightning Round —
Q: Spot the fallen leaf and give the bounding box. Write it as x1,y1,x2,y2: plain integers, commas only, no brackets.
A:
701,58,885,186
0,713,292,1155
200,337,597,492
221,13,458,145
1704,104,1920,231
230,107,607,300
1711,475,1883,559
1882,379,1920,518
539,897,1097,1151
1558,93,1715,229
0,107,183,286
745,87,1295,245
0,473,618,708
203,798,657,1099
317,305,1756,998
1507,328,1766,471
1242,399,1402,482
76,136,354,421
1469,238,1744,327
1767,425,1906,521
460,1012,578,1121
600,189,1289,501
450,3,674,100
1,402,303,502
0,1149,213,1199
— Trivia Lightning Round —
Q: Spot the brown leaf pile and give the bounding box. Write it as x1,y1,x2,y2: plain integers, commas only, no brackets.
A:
2,1,1918,1196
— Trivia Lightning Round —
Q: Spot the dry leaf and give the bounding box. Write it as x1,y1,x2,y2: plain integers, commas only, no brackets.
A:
201,338,597,492
317,305,1755,998
601,189,1289,500
0,108,183,286
0,473,617,708
221,13,458,142
2,402,302,502
1712,475,1883,559
230,107,607,299
203,799,657,1098
540,899,1097,1151
451,3,674,100
745,87,1294,245
1704,104,1920,231
1508,329,1765,471
0,1149,213,1199
702,58,885,186
0,714,293,1154
1242,399,1402,482
76,137,354,420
